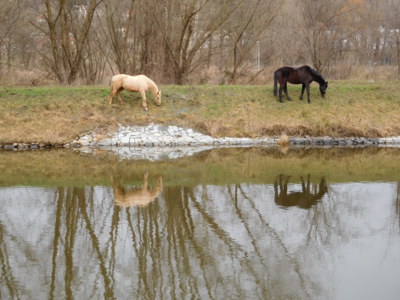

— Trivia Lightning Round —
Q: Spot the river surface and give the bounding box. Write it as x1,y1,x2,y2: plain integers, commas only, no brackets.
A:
0,147,399,300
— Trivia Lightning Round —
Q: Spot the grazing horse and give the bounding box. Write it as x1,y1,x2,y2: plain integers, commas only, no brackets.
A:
273,65,328,103
108,74,162,111
274,174,328,209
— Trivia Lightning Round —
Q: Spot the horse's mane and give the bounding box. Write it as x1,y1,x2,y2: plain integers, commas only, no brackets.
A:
305,65,326,84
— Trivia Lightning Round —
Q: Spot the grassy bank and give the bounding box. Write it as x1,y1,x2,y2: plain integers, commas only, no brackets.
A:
0,80,399,144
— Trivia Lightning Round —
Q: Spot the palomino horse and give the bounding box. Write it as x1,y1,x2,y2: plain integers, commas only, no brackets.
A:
274,174,328,209
112,172,163,207
108,74,162,111
273,65,328,103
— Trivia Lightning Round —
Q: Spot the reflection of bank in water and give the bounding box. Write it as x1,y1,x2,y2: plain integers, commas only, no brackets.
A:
274,174,328,209
112,172,163,207
99,145,216,161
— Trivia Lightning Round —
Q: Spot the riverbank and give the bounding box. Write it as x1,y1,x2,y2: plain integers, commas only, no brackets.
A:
1,122,400,150
0,81,399,146
70,123,400,148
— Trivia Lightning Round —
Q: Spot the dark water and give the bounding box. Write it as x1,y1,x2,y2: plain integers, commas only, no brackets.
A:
0,147,400,300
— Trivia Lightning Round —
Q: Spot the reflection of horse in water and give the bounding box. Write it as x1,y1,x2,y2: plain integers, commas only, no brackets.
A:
112,172,163,207
274,174,328,209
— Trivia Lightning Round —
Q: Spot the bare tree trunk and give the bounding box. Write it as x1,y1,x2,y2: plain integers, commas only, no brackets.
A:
43,0,65,82
229,0,268,84
0,0,21,76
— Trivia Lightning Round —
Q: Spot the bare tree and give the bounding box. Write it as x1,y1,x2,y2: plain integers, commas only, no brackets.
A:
151,0,246,84
299,0,363,73
32,0,103,83
380,0,400,78
224,0,283,84
2,0,400,84
0,0,21,74
98,0,137,75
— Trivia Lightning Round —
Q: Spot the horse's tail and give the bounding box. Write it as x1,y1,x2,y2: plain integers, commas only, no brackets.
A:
273,71,278,96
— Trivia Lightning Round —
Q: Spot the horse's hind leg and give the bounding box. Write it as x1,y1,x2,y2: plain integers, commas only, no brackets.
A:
111,88,123,105
109,87,122,104
278,85,283,102
117,94,123,105
108,92,114,104
116,89,124,105
108,88,116,104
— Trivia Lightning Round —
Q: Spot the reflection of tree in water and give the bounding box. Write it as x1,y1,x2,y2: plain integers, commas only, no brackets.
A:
396,182,400,229
227,184,313,299
0,223,20,299
0,183,320,299
48,187,116,299
2,147,400,299
4,174,398,299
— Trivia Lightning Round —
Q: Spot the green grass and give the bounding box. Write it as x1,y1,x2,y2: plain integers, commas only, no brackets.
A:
0,80,399,144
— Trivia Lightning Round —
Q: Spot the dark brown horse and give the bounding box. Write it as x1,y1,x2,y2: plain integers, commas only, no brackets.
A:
273,65,328,103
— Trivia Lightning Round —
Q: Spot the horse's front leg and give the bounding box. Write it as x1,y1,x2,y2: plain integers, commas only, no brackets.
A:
300,84,305,100
108,93,114,104
140,90,148,111
306,84,311,103
283,84,292,101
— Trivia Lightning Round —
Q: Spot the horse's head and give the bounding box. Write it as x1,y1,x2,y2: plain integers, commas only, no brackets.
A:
319,81,328,97
155,90,162,105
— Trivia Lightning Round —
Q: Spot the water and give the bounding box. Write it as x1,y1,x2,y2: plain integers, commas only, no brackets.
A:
0,147,399,300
